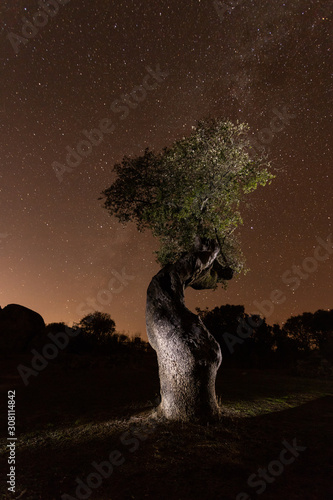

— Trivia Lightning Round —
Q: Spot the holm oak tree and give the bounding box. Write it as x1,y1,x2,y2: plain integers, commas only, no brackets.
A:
101,118,274,422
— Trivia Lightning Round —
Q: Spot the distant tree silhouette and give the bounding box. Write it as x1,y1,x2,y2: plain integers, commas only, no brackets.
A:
72,311,116,353
283,314,315,353
309,309,333,357
271,323,298,366
197,304,247,361
197,305,275,368
45,322,69,334
247,315,274,368
186,305,333,371
75,311,116,338
283,310,333,360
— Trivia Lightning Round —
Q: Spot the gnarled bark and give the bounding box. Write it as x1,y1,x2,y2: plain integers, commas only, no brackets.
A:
146,238,233,422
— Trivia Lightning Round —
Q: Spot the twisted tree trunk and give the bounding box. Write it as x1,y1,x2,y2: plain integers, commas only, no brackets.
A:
146,238,233,423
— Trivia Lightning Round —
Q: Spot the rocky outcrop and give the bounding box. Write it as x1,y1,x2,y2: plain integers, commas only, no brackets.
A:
146,238,233,423
0,304,45,353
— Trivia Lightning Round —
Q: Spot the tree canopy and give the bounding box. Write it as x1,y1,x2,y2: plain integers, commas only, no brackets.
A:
283,309,333,352
101,118,274,279
75,311,116,338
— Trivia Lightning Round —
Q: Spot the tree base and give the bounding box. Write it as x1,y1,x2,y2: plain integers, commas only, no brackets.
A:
154,402,222,424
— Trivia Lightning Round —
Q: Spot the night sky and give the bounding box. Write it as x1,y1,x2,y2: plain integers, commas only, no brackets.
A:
0,0,331,338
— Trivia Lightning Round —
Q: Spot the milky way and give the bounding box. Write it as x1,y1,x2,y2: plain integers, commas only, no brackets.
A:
0,0,331,337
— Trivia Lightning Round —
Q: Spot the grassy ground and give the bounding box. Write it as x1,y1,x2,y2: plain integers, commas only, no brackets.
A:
0,354,332,500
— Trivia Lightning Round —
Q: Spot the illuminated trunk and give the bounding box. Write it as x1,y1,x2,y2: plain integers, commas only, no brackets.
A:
146,238,233,423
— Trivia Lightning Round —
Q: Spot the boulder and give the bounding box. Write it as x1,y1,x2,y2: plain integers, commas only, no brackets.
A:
0,304,45,353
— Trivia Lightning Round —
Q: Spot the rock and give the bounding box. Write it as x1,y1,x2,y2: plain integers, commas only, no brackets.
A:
0,304,45,353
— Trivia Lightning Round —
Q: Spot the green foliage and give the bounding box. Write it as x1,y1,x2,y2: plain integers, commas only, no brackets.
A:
101,117,274,275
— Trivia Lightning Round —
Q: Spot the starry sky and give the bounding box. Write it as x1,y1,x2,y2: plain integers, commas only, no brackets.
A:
0,0,331,338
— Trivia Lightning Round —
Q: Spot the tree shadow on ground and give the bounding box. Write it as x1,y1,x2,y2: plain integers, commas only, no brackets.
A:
1,395,332,500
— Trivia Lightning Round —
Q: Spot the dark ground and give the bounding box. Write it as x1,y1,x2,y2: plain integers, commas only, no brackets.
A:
0,352,332,500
